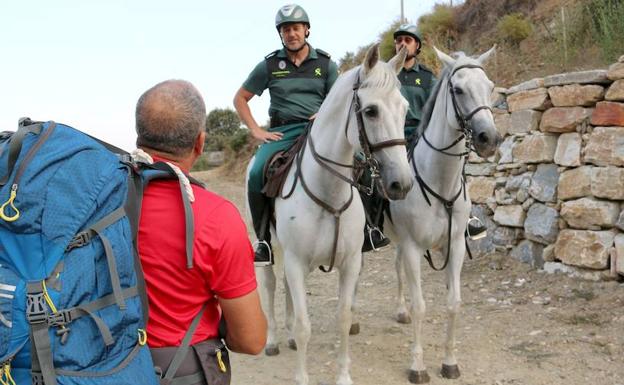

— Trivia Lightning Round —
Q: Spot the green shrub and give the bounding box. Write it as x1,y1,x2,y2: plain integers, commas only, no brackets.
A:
228,128,249,152
191,154,211,172
497,13,532,46
586,0,624,61
418,4,457,50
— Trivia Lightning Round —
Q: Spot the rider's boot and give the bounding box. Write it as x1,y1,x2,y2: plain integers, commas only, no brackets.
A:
359,182,390,253
248,191,274,266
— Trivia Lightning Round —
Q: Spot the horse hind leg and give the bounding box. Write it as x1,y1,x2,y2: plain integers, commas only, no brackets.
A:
440,237,466,379
257,265,280,356
395,246,412,324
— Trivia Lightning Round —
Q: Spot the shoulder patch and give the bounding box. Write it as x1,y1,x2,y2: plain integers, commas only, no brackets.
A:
265,50,280,60
315,48,331,58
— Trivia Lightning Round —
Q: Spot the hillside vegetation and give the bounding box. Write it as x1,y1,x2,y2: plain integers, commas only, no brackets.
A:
339,0,624,87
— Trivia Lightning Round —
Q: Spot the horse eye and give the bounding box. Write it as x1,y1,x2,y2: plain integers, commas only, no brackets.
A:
453,87,463,95
364,106,378,118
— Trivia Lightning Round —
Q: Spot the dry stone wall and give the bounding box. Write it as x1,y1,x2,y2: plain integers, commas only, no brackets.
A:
468,55,624,279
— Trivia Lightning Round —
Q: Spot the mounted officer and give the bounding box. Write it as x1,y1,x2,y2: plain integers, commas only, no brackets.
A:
233,4,339,266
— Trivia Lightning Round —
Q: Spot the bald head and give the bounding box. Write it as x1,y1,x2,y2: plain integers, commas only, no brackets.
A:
135,80,206,157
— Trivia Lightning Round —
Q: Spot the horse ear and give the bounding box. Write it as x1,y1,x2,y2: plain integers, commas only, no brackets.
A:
388,46,407,74
362,43,380,76
433,46,455,68
477,45,497,65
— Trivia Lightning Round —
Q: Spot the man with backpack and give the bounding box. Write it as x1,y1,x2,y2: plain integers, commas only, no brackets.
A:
136,80,267,383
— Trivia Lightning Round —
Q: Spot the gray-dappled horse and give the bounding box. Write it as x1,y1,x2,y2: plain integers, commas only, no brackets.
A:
247,44,413,385
387,46,501,384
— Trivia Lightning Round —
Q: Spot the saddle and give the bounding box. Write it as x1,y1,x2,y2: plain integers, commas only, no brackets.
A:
261,129,309,198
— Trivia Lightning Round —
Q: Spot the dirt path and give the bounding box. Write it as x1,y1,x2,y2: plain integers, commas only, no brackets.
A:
194,169,624,385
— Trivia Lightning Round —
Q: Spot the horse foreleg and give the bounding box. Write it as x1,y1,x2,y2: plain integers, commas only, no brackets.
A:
335,253,361,385
256,266,280,356
284,273,297,350
440,236,465,379
402,241,430,384
395,245,412,324
284,255,311,385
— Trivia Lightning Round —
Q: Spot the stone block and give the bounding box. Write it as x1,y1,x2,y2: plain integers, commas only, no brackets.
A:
494,113,511,137
617,210,624,232
524,203,560,244
540,107,591,133
512,134,558,163
590,101,624,126
511,240,544,268
497,136,514,164
493,205,525,227
491,87,507,108
615,234,624,275
506,78,545,94
605,79,624,101
510,110,542,134
542,244,556,262
558,166,592,200
467,177,496,204
554,132,582,167
555,229,614,269
492,226,523,247
465,163,496,176
607,62,624,80
507,88,551,112
529,164,559,203
548,84,605,107
561,197,620,229
591,166,624,200
544,70,610,87
584,126,624,167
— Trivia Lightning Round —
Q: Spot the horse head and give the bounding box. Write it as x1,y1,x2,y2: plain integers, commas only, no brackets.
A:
434,46,501,158
348,43,413,200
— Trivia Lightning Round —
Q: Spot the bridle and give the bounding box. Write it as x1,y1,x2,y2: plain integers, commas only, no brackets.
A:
282,69,406,273
421,64,492,158
411,63,492,271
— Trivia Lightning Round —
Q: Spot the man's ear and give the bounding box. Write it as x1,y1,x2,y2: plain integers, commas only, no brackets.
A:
195,131,205,156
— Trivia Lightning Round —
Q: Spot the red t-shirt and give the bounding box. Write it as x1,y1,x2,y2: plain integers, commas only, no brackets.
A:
138,165,256,347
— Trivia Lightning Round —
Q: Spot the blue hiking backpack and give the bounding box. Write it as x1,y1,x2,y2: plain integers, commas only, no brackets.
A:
0,119,204,385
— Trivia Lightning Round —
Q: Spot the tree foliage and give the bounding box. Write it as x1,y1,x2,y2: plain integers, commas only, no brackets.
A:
205,108,241,136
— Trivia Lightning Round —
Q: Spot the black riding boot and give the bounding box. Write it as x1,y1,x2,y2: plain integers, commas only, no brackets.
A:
248,191,273,266
359,172,390,253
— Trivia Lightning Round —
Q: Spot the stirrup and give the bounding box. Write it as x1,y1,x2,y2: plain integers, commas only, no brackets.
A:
252,239,274,267
367,226,389,252
467,216,487,241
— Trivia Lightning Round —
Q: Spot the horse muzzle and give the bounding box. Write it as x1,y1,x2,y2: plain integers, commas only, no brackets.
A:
473,126,502,158
381,171,413,200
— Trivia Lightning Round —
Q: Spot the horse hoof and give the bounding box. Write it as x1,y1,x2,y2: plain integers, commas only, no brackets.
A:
408,370,430,384
288,339,297,351
349,322,360,335
265,345,280,356
397,312,412,324
441,364,460,379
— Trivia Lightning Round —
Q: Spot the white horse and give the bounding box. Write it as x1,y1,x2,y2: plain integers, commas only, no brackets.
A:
387,47,501,383
249,44,413,385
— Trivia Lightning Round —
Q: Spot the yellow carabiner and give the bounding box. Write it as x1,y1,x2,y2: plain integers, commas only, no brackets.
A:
216,350,227,373
0,185,20,222
137,329,148,346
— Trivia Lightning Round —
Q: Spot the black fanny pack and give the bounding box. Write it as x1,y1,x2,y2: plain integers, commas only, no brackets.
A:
405,119,420,127
151,338,231,385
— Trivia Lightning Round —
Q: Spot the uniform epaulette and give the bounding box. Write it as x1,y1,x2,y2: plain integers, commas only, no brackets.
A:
315,48,331,58
265,50,280,59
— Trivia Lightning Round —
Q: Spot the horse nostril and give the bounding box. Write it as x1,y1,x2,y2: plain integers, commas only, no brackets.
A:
477,132,489,144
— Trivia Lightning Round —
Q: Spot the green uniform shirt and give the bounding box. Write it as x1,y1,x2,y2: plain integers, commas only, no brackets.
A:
398,63,436,124
242,45,339,124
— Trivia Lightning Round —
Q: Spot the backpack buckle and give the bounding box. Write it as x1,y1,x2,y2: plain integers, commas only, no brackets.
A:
47,310,72,327
66,231,93,251
26,292,47,325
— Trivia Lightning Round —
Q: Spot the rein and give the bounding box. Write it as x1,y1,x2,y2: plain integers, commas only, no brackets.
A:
283,69,406,273
413,63,488,271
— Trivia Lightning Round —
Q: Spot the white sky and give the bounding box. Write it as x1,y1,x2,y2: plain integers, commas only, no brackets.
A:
1,1,441,150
